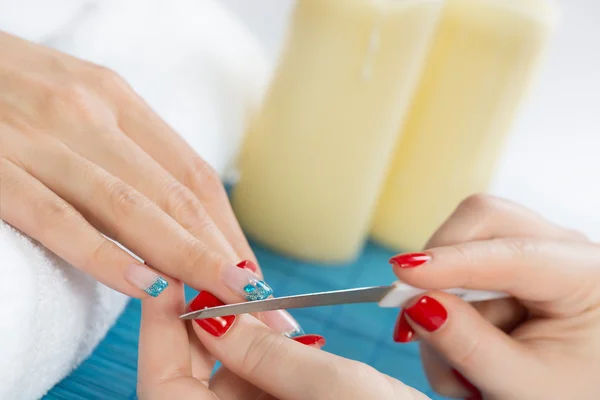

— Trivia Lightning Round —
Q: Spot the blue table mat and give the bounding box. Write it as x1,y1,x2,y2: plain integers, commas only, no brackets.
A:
45,240,447,400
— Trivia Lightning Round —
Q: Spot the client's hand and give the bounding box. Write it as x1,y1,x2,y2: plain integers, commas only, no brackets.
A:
0,31,255,299
137,281,430,400
391,194,600,400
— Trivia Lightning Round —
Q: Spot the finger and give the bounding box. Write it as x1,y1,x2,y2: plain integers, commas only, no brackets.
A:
208,312,318,400
417,299,526,398
390,238,600,315
402,292,543,398
138,280,191,389
186,321,215,383
210,367,264,400
138,280,214,400
117,97,256,264
18,141,260,303
394,297,525,344
61,127,239,263
471,297,526,333
187,292,427,400
426,194,587,249
0,157,163,298
419,344,474,399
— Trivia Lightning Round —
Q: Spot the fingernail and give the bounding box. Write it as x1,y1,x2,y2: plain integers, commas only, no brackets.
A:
393,310,415,343
389,253,431,268
404,296,448,332
125,263,168,297
452,369,482,400
292,334,326,348
236,260,258,273
261,310,305,338
223,262,273,301
189,291,235,337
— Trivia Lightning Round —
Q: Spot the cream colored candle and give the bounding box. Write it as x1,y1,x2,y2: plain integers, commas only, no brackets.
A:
232,0,443,263
371,0,560,251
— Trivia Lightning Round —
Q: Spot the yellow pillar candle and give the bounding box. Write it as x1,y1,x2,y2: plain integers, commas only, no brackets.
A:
232,0,443,263
371,0,560,251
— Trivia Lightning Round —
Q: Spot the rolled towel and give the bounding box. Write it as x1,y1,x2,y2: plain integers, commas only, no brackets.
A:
0,0,269,398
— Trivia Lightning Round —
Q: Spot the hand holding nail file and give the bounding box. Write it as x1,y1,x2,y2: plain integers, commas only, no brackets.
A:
179,282,507,320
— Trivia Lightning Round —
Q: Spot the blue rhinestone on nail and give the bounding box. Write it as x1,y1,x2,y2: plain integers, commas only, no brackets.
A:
284,327,306,338
243,280,273,301
145,277,168,297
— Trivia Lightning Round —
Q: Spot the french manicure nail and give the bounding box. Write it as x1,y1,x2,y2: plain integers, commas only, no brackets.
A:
125,263,168,297
236,260,258,273
223,262,273,301
292,334,326,348
452,369,482,400
393,310,415,343
189,291,235,337
261,310,305,338
389,253,431,269
404,296,447,332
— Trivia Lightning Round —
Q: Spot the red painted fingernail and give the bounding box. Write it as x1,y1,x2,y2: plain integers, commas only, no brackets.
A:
236,260,258,273
404,296,447,332
452,369,482,400
292,334,326,348
389,253,430,268
189,291,235,337
393,311,415,343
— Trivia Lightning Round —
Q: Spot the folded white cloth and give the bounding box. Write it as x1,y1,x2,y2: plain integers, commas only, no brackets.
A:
0,1,269,398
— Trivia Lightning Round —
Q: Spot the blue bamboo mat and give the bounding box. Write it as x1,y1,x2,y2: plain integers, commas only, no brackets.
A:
44,240,447,400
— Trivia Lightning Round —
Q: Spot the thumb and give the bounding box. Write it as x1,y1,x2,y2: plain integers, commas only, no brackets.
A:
401,292,544,398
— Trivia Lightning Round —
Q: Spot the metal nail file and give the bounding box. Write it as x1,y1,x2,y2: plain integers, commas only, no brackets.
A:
179,282,508,320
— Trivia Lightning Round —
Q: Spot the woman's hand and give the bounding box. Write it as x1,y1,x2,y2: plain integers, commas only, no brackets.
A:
391,194,600,399
0,32,256,299
137,281,430,400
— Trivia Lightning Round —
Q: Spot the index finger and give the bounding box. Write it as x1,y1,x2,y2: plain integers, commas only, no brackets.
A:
392,238,600,313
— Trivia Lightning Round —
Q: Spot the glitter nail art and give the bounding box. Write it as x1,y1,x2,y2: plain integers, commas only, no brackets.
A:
145,276,169,297
243,279,273,301
284,327,306,338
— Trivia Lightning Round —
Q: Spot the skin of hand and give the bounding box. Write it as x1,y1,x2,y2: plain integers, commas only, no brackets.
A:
391,194,600,400
137,280,431,400
0,31,258,300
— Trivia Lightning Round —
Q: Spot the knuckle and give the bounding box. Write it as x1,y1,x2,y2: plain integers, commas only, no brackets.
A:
184,156,224,201
456,193,499,226
88,66,136,103
180,239,213,277
503,237,537,259
36,199,80,239
240,332,286,377
92,66,124,88
459,193,498,212
105,178,146,217
52,81,96,116
164,181,205,229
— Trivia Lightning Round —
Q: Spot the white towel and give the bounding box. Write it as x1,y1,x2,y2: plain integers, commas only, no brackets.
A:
0,0,269,398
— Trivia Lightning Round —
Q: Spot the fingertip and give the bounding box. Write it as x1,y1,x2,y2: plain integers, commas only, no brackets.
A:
403,294,449,334
292,334,326,348
393,310,415,343
389,252,431,269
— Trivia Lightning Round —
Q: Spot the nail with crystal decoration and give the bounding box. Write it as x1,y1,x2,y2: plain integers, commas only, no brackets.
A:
222,260,273,301
125,263,168,297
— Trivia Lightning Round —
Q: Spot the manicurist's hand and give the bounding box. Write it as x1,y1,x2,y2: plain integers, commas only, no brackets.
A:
391,195,600,400
0,31,258,300
137,280,431,400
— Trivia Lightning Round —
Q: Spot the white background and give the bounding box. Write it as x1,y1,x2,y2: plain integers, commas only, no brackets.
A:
221,0,600,240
